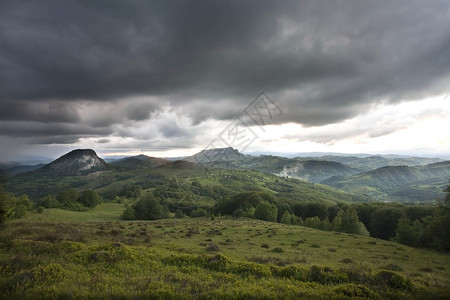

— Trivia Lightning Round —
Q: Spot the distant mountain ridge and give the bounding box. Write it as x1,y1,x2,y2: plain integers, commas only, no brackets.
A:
0,164,46,176
110,155,170,169
185,147,244,163
184,149,361,183
4,147,449,203
322,161,450,202
313,155,444,171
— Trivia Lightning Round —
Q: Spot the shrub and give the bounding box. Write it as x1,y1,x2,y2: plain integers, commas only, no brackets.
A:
190,208,208,218
174,209,185,218
37,195,60,208
17,195,32,210
333,284,377,298
275,265,307,281
307,266,348,284
13,205,27,218
383,264,402,271
229,261,271,277
372,270,413,290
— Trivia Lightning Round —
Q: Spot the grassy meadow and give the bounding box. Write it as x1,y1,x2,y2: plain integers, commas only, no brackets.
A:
1,204,449,299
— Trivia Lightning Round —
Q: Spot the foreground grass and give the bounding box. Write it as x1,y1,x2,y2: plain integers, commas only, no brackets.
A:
1,215,450,299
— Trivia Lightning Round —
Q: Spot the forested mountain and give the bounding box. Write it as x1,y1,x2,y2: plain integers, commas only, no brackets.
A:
3,148,448,204
184,148,361,182
109,155,170,169
312,155,445,171
2,149,372,206
0,163,46,176
322,161,450,202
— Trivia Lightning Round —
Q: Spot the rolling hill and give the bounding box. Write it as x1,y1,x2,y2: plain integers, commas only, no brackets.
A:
313,155,445,172
184,148,362,183
2,149,372,206
2,216,449,298
0,163,46,176
322,161,450,202
109,154,170,169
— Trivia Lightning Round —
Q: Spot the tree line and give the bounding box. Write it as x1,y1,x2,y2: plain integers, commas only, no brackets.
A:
0,185,102,223
119,182,450,252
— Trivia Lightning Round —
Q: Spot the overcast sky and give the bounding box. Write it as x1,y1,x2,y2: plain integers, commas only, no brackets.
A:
1,0,450,161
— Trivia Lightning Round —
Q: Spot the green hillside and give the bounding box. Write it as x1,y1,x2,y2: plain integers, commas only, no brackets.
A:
315,155,445,172
186,148,362,183
184,149,449,202
110,155,170,169
1,212,449,299
322,162,450,202
3,161,372,207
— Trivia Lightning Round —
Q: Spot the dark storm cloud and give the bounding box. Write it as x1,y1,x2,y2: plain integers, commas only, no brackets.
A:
0,121,110,144
0,100,80,123
1,0,450,145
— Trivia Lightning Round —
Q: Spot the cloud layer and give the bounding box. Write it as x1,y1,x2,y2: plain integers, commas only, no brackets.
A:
1,0,450,158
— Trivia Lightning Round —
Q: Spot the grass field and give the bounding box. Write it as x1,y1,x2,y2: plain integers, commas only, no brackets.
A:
1,206,450,299
0,210,450,299
8,203,124,223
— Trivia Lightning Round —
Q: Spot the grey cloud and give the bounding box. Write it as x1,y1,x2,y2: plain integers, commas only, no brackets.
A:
125,102,157,121
97,139,110,144
0,121,110,145
1,0,450,147
24,135,83,145
0,101,80,123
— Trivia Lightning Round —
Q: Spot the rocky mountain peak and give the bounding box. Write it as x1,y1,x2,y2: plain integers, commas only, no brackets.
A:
186,147,243,163
42,149,108,175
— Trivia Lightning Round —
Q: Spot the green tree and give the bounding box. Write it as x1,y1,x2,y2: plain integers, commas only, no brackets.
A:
0,186,10,223
121,204,135,220
133,194,168,220
254,201,278,222
14,205,27,218
190,208,208,218
294,202,328,220
369,207,403,240
57,188,79,207
17,194,32,210
422,183,450,251
280,211,292,224
305,216,322,229
395,214,422,247
119,185,143,199
77,190,101,208
332,208,368,235
174,209,185,218
291,215,304,225
37,195,60,208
